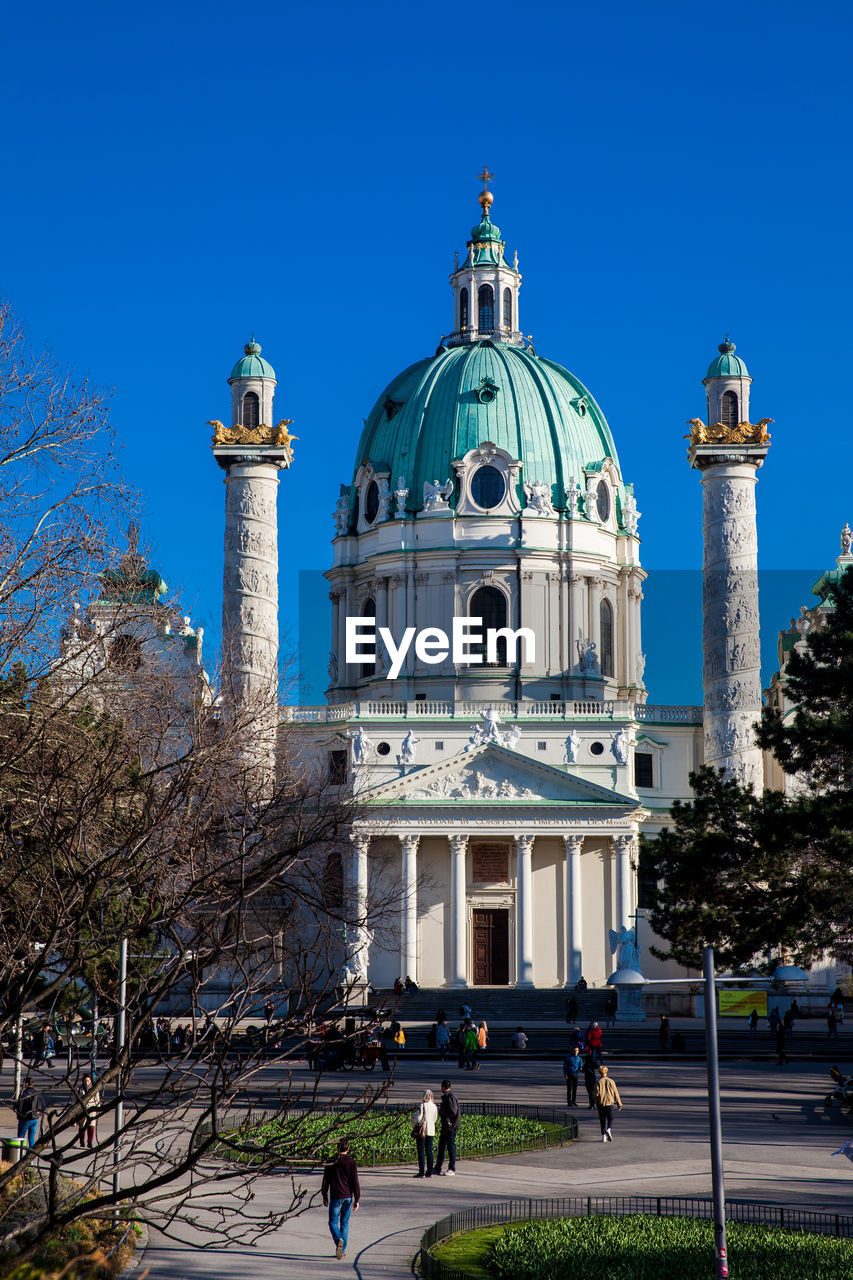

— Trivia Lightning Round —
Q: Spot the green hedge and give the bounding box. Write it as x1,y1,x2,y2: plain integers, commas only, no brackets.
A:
223,1110,564,1166
432,1215,853,1280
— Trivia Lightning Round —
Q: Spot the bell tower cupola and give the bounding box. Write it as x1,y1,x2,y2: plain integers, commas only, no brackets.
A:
447,168,523,347
703,337,752,428
228,337,277,429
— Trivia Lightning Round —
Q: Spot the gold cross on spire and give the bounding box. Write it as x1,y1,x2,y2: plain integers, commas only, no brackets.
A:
477,166,495,190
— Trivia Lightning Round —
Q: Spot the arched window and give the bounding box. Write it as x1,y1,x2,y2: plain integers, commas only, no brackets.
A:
360,597,376,677
460,287,469,329
600,599,614,678
470,585,508,666
478,284,494,332
721,390,738,428
503,287,512,329
242,391,260,429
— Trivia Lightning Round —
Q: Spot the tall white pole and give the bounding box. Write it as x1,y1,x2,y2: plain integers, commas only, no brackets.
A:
112,937,127,1226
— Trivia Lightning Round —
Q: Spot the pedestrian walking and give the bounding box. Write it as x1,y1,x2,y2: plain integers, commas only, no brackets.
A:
783,1008,794,1037
587,1022,603,1065
563,1046,583,1106
477,1021,488,1053
658,1015,671,1052
775,1023,788,1066
78,1074,100,1148
321,1137,360,1260
594,1065,623,1142
15,1077,42,1148
434,1078,460,1176
828,1009,838,1039
436,1018,451,1061
604,994,617,1029
565,996,578,1024
768,1007,781,1035
582,1056,598,1108
748,1009,759,1034
411,1088,439,1178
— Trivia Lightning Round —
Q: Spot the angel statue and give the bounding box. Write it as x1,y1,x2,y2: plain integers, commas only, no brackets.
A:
609,924,641,973
422,478,453,513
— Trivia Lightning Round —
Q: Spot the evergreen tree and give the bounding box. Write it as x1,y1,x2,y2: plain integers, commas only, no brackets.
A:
642,569,853,971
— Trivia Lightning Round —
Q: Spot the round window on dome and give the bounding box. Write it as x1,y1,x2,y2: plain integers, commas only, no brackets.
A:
471,465,505,510
364,481,379,524
596,481,611,523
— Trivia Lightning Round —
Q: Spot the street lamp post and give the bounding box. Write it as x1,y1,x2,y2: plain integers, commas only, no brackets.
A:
702,946,728,1280
112,937,127,1227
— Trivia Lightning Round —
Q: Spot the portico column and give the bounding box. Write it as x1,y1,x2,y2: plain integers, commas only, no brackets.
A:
613,833,635,935
449,834,468,988
348,832,370,977
515,834,535,988
563,835,583,986
400,834,419,984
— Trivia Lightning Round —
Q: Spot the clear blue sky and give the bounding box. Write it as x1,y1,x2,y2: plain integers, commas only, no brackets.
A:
2,2,850,703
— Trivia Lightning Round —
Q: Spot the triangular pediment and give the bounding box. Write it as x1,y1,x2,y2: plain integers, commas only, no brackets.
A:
363,743,639,808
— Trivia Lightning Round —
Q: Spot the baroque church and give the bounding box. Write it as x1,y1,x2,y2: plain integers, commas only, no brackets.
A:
192,179,845,995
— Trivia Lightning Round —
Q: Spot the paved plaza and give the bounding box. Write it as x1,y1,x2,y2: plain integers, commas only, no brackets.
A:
133,1051,853,1279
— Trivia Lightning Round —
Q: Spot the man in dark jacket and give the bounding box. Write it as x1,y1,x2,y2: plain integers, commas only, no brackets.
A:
321,1137,360,1259
563,1046,583,1106
15,1078,42,1147
434,1078,460,1175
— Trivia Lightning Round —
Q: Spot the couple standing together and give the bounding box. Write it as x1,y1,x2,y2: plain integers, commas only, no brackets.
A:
411,1078,459,1178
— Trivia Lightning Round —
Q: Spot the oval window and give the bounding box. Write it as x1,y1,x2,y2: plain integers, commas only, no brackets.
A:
364,480,379,524
471,465,505,510
596,481,611,523
590,741,605,757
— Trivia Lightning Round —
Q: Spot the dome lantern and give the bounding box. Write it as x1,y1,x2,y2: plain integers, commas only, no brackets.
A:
227,335,278,429
447,170,523,348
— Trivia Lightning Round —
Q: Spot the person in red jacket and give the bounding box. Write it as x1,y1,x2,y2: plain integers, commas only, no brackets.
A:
321,1137,360,1259
586,1022,603,1065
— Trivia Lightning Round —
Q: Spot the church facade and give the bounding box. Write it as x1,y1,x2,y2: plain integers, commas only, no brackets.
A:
214,181,790,993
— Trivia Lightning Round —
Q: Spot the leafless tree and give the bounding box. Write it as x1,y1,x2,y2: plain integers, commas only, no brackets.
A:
0,306,397,1274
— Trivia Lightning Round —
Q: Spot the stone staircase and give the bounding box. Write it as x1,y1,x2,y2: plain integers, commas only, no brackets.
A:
377,987,611,1025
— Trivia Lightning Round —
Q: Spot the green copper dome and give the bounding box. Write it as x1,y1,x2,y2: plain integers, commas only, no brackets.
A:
705,339,749,382
229,339,276,383
350,341,624,517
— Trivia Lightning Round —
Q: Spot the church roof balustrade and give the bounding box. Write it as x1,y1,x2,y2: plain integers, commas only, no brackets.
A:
281,699,702,724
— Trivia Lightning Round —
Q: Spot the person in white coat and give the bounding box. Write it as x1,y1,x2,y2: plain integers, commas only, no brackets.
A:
412,1088,439,1178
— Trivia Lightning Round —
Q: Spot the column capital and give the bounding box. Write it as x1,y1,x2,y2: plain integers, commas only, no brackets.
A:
400,833,420,854
349,831,371,855
562,834,584,855
449,833,468,855
514,833,535,855
613,833,637,855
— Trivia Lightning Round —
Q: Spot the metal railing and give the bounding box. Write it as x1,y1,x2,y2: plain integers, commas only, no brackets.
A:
419,1196,853,1279
283,700,702,725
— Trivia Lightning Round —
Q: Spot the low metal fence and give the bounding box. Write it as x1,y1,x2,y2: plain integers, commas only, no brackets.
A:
195,1100,577,1168
419,1195,853,1279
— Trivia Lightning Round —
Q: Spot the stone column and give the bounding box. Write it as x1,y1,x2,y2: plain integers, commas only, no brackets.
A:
400,834,419,984
569,574,585,668
691,442,769,789
221,460,281,703
563,835,583,986
515,834,535,988
348,832,371,986
613,833,635,935
449,835,468,988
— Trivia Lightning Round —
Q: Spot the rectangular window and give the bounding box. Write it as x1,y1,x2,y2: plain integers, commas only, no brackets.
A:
435,740,444,750
634,752,654,788
637,849,658,909
415,693,426,702
550,693,562,701
537,741,547,750
329,750,348,784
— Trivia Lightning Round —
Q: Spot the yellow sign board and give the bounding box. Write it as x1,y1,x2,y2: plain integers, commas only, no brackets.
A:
718,990,767,1017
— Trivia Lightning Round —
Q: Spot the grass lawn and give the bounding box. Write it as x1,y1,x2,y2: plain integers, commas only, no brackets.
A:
429,1215,853,1280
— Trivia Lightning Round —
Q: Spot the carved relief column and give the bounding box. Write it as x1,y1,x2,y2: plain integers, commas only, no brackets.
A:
449,834,468,988
563,835,583,986
613,833,635,936
515,834,535,988
400,834,419,983
690,438,769,789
